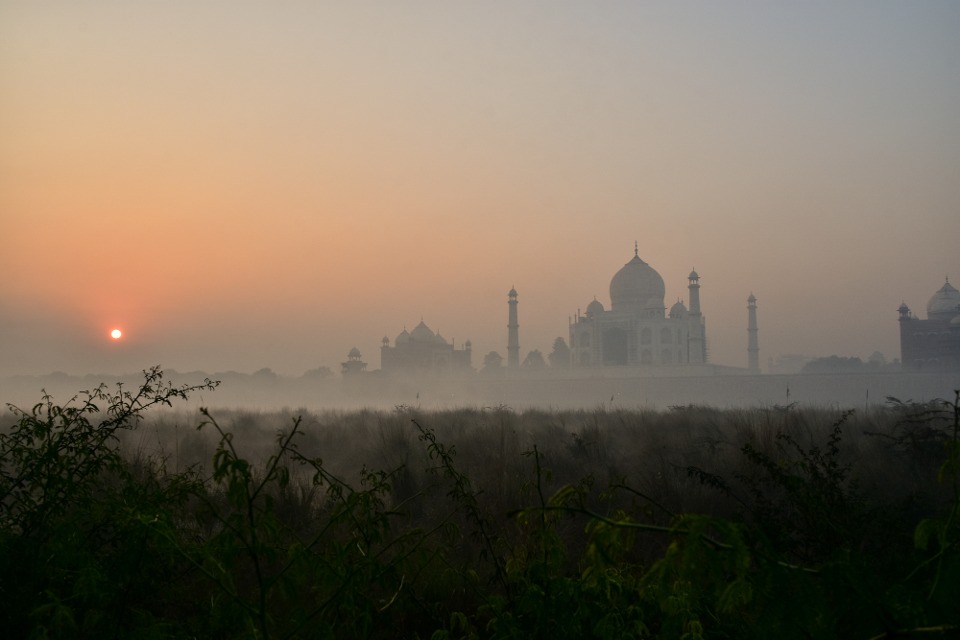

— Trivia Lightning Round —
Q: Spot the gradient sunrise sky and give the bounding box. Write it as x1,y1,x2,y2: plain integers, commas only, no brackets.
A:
2,1,958,377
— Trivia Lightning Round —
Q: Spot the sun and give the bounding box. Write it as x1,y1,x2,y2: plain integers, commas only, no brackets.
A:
110,328,123,340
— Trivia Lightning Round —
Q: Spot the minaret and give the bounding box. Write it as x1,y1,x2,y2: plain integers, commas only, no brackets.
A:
687,269,705,363
688,268,701,315
898,301,913,369
747,293,760,373
507,287,519,369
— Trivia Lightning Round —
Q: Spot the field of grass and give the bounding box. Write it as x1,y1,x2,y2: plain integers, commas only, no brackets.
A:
1,367,958,639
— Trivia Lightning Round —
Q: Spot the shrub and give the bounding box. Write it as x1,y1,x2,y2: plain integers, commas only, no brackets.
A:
3,370,958,638
0,366,218,638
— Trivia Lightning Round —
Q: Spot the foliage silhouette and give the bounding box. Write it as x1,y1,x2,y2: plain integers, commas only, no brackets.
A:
2,370,958,638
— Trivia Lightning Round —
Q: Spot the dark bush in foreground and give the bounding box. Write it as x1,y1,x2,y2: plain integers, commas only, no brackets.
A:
1,368,958,639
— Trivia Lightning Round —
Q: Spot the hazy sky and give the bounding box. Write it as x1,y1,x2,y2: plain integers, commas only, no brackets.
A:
2,1,958,377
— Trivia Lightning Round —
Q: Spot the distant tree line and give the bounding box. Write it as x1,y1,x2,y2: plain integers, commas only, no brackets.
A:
481,337,572,375
801,352,899,374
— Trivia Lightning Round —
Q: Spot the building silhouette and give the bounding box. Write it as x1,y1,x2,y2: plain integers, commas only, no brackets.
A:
569,246,707,367
380,320,472,375
363,244,764,378
747,293,760,373
507,287,519,369
898,278,960,371
341,347,367,375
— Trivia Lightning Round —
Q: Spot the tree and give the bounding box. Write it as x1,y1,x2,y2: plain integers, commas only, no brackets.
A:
481,351,504,375
253,367,278,380
522,349,546,369
548,337,571,368
801,355,864,374
302,366,334,378
867,351,888,368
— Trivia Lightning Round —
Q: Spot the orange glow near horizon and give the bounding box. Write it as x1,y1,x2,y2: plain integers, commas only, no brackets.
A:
1,3,958,378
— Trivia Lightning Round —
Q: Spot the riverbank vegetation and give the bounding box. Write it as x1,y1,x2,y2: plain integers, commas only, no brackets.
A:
1,367,957,638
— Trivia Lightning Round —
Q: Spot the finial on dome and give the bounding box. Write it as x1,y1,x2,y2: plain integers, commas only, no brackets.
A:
634,241,638,257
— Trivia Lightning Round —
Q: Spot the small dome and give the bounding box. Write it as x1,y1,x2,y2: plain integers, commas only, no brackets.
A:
586,298,604,316
395,329,411,344
434,330,449,346
348,347,362,359
508,287,518,297
609,253,666,314
689,269,700,281
927,279,960,321
669,299,687,318
747,293,756,303
465,339,472,347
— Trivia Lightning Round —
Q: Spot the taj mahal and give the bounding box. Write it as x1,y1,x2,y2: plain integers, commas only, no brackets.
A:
335,244,958,409
568,244,709,368
349,243,959,382
366,243,762,377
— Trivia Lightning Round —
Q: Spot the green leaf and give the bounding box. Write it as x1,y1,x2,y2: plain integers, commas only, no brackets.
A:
914,518,943,552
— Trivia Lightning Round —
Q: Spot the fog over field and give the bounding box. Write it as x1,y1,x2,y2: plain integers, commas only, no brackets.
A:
3,368,958,417
2,2,958,390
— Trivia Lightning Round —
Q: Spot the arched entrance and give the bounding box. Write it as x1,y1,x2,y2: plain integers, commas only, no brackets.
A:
602,328,628,365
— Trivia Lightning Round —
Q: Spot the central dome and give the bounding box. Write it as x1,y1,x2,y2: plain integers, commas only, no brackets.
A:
609,253,666,313
928,279,960,321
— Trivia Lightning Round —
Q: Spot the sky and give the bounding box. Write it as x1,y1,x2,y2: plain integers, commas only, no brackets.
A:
2,1,959,378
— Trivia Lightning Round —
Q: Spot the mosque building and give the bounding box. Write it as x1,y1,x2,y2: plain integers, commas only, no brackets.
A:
898,278,960,372
380,320,472,375
568,245,708,368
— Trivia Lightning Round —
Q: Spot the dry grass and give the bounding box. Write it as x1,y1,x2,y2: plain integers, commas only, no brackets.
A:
127,401,949,531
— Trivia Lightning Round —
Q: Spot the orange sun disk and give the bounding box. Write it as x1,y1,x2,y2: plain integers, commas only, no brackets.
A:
111,329,122,340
